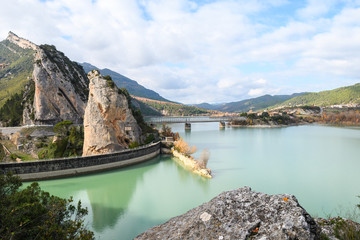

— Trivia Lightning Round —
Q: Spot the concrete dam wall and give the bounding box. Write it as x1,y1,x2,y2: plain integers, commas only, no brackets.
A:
0,141,161,181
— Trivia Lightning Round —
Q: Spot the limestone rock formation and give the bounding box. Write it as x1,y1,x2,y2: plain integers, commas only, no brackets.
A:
82,70,142,156
28,44,89,125
136,187,320,240
1,32,88,126
6,31,37,50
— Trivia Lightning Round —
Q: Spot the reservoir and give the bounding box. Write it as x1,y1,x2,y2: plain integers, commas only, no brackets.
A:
29,123,360,239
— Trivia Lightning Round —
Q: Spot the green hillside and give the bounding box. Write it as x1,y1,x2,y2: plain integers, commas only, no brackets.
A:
81,62,169,102
195,93,304,113
0,40,35,108
135,97,213,116
277,83,360,107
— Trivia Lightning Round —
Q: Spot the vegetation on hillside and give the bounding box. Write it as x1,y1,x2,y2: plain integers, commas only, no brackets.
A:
0,39,34,108
278,83,360,107
0,143,4,161
0,173,94,239
233,112,304,126
131,98,162,116
135,97,212,116
0,91,24,126
38,121,84,159
317,109,360,125
214,93,305,113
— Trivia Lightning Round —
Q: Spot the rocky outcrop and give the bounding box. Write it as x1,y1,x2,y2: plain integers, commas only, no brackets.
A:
27,44,89,125
6,31,37,50
136,187,320,239
1,32,89,126
82,70,141,156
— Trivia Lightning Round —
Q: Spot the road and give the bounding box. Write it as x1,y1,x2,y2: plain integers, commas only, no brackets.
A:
0,125,53,135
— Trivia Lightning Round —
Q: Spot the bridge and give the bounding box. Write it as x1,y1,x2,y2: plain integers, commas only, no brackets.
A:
146,116,245,124
146,116,246,129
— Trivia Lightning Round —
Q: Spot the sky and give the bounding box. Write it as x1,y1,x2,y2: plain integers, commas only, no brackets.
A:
1,0,360,104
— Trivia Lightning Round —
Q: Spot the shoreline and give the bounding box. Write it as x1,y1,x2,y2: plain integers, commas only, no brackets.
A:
172,150,212,179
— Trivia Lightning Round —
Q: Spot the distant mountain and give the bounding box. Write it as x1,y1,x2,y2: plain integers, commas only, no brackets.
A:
133,96,217,116
81,62,169,102
276,83,360,107
192,103,220,110
194,93,305,113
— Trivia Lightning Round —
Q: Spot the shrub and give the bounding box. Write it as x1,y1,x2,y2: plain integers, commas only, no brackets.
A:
174,137,197,158
129,141,140,149
9,153,19,160
54,120,73,137
0,173,94,239
145,134,155,144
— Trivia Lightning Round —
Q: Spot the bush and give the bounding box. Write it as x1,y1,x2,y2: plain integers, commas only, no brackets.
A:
0,173,94,239
54,120,73,137
0,143,5,161
9,153,19,160
174,137,197,158
39,125,84,159
145,134,155,144
129,141,140,149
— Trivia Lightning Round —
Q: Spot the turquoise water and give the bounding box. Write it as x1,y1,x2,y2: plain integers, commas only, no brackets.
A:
29,124,360,239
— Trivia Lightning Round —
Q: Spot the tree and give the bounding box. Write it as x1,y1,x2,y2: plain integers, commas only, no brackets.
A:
54,120,73,137
0,173,94,240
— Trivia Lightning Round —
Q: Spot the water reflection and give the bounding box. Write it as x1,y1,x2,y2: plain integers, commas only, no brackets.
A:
85,158,162,232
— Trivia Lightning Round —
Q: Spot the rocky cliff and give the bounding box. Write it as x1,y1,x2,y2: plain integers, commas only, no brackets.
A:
24,44,89,125
0,32,89,126
82,70,141,156
136,187,320,239
6,31,37,50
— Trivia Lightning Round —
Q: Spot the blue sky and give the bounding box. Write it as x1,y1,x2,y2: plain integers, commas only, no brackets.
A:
1,0,360,103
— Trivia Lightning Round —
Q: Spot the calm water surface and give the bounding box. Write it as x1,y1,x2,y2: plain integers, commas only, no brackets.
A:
29,124,360,239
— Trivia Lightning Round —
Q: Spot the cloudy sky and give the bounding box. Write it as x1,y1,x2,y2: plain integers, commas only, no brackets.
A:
1,0,360,104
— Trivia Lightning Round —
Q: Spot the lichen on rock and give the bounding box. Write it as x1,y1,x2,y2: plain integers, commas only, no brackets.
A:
82,70,142,156
135,187,320,239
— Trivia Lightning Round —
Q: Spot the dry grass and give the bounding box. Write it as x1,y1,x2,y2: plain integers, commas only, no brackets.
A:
174,137,197,158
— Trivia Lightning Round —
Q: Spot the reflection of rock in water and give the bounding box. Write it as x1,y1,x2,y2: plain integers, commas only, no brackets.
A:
86,158,160,232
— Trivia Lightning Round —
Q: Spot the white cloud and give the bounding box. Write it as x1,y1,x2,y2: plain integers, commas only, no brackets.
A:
248,88,265,97
0,0,359,104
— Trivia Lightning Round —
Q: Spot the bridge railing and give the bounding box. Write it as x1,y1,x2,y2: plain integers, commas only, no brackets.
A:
146,116,246,123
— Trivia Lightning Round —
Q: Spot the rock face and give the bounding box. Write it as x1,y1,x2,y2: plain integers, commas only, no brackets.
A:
26,44,89,125
6,31,37,50
136,187,320,240
82,70,141,156
2,32,89,126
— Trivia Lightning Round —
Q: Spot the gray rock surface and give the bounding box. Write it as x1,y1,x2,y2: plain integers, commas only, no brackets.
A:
29,45,88,125
82,70,142,156
6,31,37,50
136,187,320,240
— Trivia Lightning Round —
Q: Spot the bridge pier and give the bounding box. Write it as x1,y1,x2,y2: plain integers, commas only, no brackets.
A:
185,122,191,130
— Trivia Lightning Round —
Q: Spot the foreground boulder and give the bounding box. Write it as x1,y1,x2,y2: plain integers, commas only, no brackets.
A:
82,70,141,156
136,187,319,239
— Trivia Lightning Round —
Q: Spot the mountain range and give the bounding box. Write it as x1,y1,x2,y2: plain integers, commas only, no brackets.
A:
0,31,360,127
193,93,305,113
